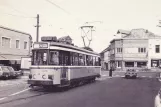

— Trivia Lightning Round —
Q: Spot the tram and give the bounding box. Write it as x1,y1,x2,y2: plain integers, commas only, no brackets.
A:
28,36,101,88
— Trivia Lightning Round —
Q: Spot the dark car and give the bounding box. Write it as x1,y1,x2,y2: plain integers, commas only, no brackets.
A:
125,69,137,79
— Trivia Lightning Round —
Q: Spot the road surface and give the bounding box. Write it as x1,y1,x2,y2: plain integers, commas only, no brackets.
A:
0,73,160,107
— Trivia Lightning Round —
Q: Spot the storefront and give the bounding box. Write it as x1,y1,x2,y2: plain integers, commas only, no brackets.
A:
151,60,159,67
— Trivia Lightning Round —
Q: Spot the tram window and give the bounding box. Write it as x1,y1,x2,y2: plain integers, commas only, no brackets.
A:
86,55,93,66
49,51,59,65
95,57,100,66
79,54,85,66
86,55,89,66
93,57,96,66
32,50,48,65
59,51,70,66
70,52,73,65
73,53,78,65
89,56,93,66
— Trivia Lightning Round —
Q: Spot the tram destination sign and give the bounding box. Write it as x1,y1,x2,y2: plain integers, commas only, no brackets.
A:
33,43,48,48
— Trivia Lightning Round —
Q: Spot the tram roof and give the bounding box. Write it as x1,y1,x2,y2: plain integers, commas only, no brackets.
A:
49,42,99,56
33,42,99,56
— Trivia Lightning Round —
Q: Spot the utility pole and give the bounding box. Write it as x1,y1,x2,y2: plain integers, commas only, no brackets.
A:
35,14,40,42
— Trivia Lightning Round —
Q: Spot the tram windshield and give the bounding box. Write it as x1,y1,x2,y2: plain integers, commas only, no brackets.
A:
32,50,48,65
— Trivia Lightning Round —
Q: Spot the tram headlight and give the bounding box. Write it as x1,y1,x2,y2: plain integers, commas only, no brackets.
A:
48,75,53,80
29,74,32,79
42,74,46,79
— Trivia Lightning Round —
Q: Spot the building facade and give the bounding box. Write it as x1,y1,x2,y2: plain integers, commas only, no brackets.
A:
0,26,32,70
100,47,110,70
102,28,161,71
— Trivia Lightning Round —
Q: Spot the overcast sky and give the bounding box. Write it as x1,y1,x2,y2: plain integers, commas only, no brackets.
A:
1,0,161,52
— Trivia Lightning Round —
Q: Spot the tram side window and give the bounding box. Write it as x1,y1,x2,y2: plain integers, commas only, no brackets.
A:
95,57,100,66
78,54,85,66
59,51,70,66
86,55,93,66
73,53,78,66
49,51,59,65
32,50,48,65
70,52,73,65
93,57,96,66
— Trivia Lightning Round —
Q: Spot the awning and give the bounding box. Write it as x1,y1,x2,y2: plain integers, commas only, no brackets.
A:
0,54,24,60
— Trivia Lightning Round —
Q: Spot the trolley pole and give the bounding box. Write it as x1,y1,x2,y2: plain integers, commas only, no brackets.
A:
35,14,40,42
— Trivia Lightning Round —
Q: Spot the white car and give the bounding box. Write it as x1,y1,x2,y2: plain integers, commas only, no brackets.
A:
155,89,161,107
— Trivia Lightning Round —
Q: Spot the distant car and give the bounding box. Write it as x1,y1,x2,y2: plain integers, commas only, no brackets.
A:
155,89,161,107
125,69,137,79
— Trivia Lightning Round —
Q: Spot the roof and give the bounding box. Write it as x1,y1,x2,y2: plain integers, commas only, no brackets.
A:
58,36,72,40
0,25,32,39
123,28,161,39
100,46,110,54
117,29,130,35
49,42,99,56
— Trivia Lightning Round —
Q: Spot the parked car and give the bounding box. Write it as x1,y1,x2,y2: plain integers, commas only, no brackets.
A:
0,66,11,79
125,69,137,79
154,88,161,107
7,66,21,78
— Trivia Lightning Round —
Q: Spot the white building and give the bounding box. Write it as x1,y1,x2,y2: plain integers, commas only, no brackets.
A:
148,38,161,69
0,25,32,70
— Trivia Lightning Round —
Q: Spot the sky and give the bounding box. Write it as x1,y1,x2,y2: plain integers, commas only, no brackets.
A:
0,0,161,53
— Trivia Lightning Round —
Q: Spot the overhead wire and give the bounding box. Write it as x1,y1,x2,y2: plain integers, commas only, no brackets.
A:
44,0,71,15
0,12,35,19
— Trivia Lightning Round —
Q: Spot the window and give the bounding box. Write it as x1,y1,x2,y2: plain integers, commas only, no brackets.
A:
16,40,20,49
138,47,146,53
78,54,85,66
32,50,48,65
2,37,10,48
156,45,160,53
116,48,122,53
49,51,59,65
118,61,122,67
24,41,27,49
59,51,70,66
86,55,93,66
125,62,134,67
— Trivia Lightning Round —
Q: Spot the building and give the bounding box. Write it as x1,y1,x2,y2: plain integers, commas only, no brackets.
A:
148,38,161,69
100,46,110,70
0,25,32,70
102,28,161,71
58,36,72,45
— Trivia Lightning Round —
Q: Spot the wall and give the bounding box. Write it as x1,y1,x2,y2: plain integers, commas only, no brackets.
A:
0,27,31,56
148,38,161,68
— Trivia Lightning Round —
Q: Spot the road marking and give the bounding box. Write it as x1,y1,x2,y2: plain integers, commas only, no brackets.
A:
0,97,7,101
9,88,31,96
